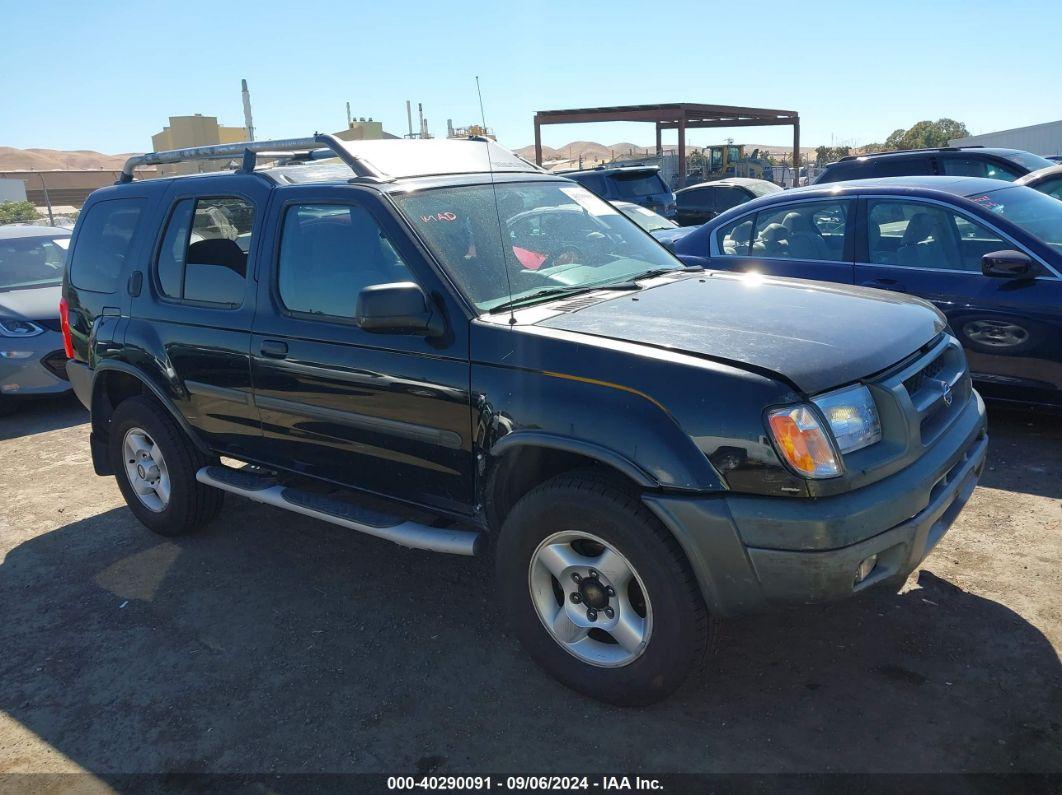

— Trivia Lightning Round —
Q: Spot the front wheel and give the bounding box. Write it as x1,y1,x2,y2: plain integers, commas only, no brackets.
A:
109,396,223,536
496,470,709,705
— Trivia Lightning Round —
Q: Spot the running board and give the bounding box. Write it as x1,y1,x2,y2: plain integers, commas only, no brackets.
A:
195,465,483,556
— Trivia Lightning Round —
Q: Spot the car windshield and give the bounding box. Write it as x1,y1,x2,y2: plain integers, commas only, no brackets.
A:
968,186,1062,254
0,234,68,290
745,181,783,197
612,171,668,198
392,181,685,311
617,203,676,232
1002,150,1056,173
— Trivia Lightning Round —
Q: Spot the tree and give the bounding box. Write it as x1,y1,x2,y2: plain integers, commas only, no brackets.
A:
881,119,970,151
815,145,851,165
0,201,39,225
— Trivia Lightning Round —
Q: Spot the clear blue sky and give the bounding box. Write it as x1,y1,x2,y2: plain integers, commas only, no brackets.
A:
3,0,1060,155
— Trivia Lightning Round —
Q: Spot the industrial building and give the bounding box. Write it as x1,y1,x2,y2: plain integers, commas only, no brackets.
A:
951,120,1062,157
151,114,249,175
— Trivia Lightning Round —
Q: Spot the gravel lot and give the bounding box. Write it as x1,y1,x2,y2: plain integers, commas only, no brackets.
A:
0,394,1059,783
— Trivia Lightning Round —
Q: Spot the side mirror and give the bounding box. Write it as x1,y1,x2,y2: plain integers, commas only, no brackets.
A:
355,282,444,337
982,250,1040,279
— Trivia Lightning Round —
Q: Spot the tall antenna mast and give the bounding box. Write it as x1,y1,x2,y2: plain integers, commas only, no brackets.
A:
475,75,487,130
241,79,255,142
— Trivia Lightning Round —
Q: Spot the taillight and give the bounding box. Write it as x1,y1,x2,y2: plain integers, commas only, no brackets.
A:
59,297,75,359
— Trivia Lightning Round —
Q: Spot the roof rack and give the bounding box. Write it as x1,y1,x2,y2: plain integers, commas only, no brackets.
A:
117,133,383,184
838,145,984,162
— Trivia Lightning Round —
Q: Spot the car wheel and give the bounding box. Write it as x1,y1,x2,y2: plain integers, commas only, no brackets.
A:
496,469,709,706
109,395,223,536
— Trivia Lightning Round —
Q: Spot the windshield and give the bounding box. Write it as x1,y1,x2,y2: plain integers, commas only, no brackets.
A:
968,186,1062,254
0,234,68,290
392,181,685,311
745,181,783,198
617,203,676,232
612,171,669,199
1002,150,1056,173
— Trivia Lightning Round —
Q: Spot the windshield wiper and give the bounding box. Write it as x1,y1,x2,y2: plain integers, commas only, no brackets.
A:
606,265,703,289
487,282,642,314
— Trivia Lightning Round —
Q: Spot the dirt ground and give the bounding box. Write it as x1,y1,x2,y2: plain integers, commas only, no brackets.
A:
0,394,1059,785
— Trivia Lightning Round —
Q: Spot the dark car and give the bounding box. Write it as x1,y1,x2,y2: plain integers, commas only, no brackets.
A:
674,178,782,226
813,147,1055,185
63,136,986,705
559,165,676,218
1015,164,1062,200
0,224,73,415
672,176,1062,410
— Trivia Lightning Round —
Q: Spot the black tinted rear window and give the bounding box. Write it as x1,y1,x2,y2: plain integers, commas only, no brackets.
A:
611,172,668,198
69,198,144,293
872,157,933,177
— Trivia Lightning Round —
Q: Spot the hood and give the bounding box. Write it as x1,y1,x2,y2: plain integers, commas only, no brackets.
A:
536,271,945,394
0,284,62,320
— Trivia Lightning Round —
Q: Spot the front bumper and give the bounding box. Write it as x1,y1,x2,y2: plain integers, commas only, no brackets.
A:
0,330,70,400
643,390,988,618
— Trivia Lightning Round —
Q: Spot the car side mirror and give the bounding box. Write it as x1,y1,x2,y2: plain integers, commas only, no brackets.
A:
355,282,444,337
981,250,1040,279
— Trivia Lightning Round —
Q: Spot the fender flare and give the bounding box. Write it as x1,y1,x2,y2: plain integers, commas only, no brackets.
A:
488,431,658,489
92,360,212,455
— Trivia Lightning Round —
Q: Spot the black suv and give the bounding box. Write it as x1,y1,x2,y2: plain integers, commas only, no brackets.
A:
559,165,676,218
813,146,1055,184
63,135,988,705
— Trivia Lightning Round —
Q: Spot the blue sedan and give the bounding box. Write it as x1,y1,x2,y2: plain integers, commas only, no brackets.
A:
670,177,1062,410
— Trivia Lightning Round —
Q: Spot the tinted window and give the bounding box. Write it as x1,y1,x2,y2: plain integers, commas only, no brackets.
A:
942,157,1020,181
816,162,862,183
611,172,668,199
867,199,1006,271
277,204,414,319
714,188,749,212
716,216,754,256
750,201,850,262
570,173,607,197
872,157,933,177
154,197,252,305
69,198,143,293
677,187,714,210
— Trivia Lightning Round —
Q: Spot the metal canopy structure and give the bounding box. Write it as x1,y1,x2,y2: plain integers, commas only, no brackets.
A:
533,103,800,187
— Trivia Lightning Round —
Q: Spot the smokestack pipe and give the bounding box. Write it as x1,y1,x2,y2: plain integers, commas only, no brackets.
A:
406,100,413,138
241,78,255,142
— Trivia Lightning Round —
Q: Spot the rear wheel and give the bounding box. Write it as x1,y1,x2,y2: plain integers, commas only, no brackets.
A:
496,470,709,705
109,396,223,535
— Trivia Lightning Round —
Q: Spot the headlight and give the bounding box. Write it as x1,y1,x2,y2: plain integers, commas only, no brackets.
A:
812,384,882,454
0,319,45,338
767,385,882,479
766,405,841,478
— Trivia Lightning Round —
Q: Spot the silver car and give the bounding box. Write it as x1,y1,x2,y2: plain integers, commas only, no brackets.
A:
0,225,72,415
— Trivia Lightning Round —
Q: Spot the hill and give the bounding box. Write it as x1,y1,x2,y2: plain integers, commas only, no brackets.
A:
0,147,141,171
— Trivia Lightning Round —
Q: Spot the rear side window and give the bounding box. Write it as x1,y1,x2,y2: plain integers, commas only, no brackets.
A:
69,198,144,293
276,203,414,320
154,196,253,306
750,201,850,262
714,188,749,212
941,157,1020,181
678,187,714,210
872,157,933,177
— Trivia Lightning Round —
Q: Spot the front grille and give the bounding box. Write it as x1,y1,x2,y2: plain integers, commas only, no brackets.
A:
40,350,69,381
897,340,968,444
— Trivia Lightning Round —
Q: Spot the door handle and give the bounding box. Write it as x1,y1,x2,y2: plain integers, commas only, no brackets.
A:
260,340,288,358
860,278,906,293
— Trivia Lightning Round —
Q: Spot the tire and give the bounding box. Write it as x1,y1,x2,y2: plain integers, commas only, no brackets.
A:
496,469,709,706
109,395,223,536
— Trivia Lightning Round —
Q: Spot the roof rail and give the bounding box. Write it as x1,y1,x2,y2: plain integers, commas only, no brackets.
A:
838,145,984,162
117,133,384,184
